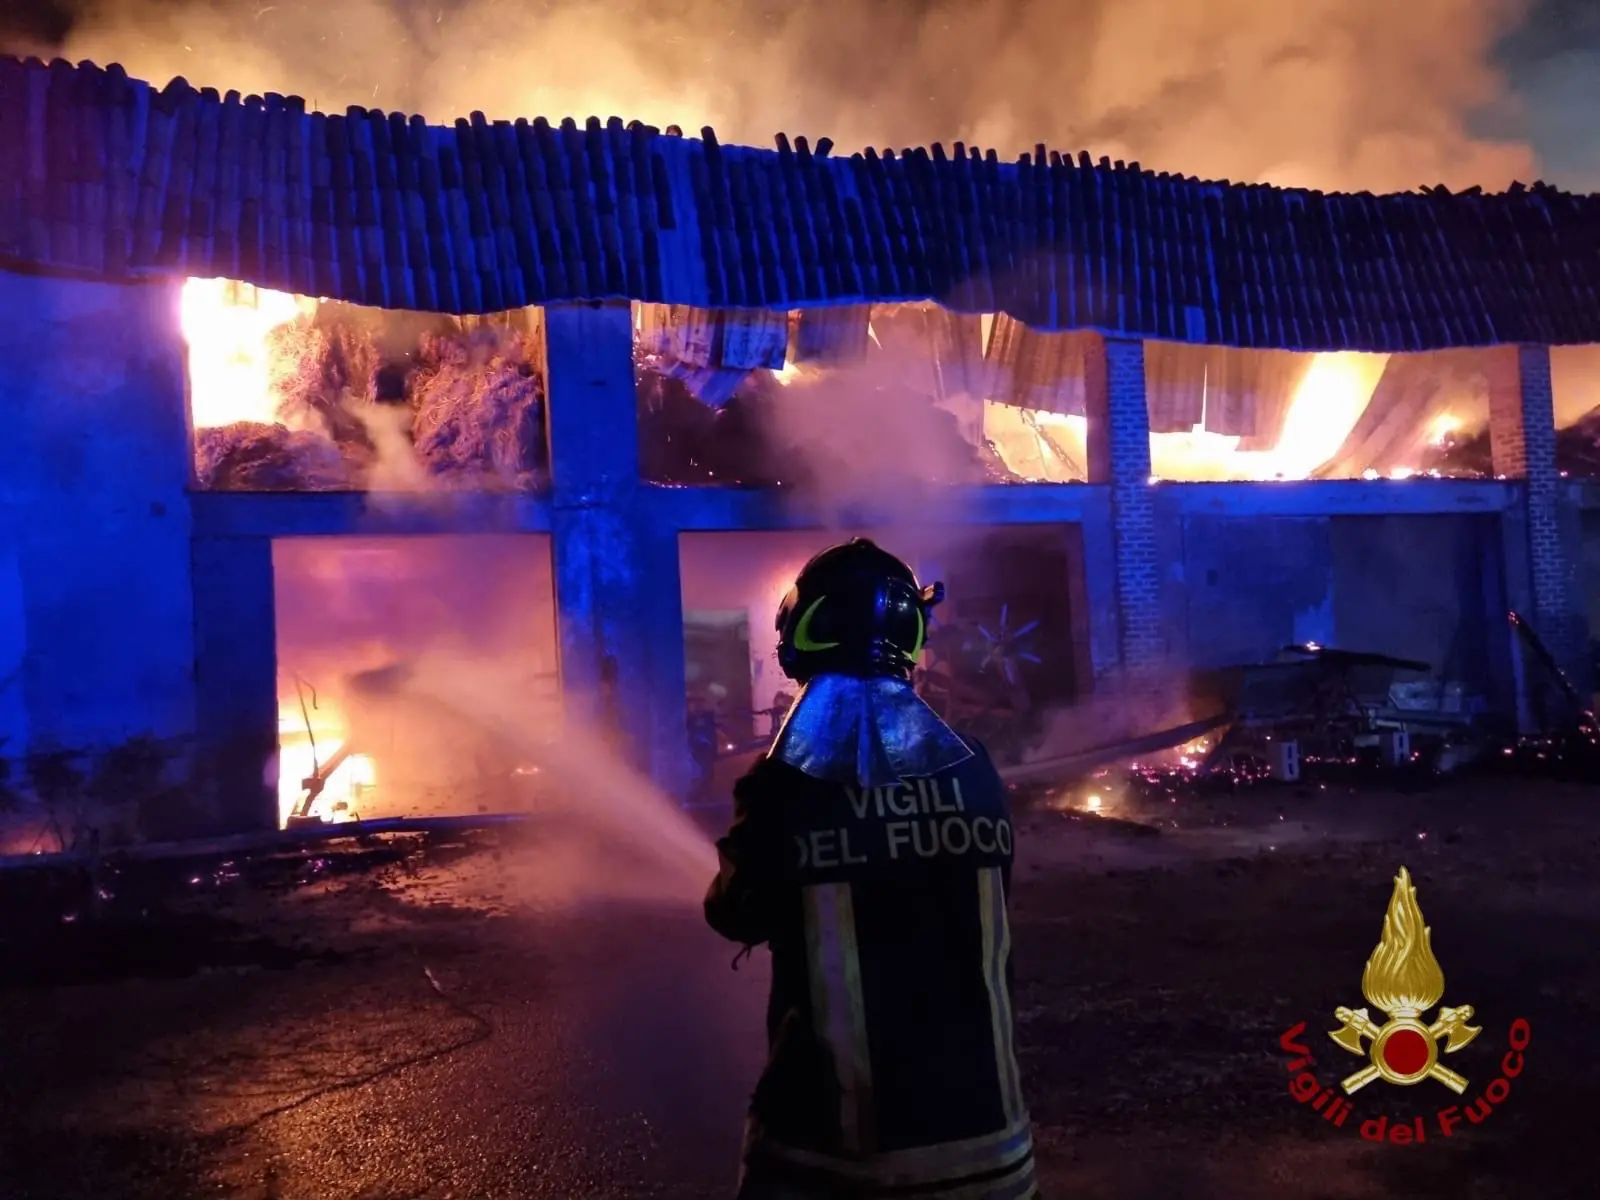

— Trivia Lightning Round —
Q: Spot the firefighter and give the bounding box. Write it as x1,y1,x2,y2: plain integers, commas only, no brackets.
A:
705,538,1036,1199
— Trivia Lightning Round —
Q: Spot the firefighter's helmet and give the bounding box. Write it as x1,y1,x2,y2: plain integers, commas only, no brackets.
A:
775,538,945,683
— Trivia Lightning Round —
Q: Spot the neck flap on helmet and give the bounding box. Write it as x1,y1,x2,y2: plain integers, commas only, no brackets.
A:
767,673,974,789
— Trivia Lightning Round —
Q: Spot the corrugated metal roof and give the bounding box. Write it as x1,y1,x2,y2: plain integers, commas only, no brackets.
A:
3,55,1599,351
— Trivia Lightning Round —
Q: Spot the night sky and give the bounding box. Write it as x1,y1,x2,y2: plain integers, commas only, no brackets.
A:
1494,0,1600,185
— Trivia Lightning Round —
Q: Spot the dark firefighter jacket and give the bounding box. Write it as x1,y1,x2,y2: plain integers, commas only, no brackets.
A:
705,741,1035,1200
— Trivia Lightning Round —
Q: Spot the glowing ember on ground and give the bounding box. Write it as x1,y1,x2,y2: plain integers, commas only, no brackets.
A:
180,277,319,430
1174,736,1211,772
1043,786,1118,816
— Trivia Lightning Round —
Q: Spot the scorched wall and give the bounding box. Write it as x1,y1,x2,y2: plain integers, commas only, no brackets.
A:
1172,511,1503,699
0,267,197,847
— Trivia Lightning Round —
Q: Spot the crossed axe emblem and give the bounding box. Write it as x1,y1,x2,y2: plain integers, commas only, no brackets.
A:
1329,1003,1482,1094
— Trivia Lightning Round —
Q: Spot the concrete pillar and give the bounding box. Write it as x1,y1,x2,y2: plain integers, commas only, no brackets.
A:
0,270,198,845
1077,491,1122,676
1085,335,1165,678
1488,344,1581,683
192,537,278,835
544,302,692,797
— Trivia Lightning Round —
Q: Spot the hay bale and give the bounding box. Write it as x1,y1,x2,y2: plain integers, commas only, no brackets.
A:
198,313,549,493
409,329,546,490
266,316,379,449
195,422,355,490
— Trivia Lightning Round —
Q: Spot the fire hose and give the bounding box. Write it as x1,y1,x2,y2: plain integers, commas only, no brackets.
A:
995,711,1232,785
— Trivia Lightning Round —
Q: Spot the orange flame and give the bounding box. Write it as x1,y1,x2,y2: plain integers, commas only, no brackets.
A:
1145,352,1392,481
181,277,318,430
276,703,375,826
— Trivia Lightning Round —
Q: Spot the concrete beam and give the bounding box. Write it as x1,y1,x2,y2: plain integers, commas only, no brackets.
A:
191,478,1518,531
190,492,553,537
1162,478,1519,517
648,482,1109,530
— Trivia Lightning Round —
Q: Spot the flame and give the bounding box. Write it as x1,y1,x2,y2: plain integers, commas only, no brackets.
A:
181,277,319,430
985,351,1398,482
1427,413,1461,447
276,704,374,826
1144,352,1393,481
984,404,1087,482
1174,735,1211,771
1360,866,1446,1017
1266,353,1391,478
1041,786,1119,816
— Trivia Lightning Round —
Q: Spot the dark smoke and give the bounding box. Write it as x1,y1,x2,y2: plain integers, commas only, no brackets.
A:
0,0,77,49
0,0,1543,193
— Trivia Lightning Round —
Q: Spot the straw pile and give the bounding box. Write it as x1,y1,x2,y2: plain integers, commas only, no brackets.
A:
197,313,547,492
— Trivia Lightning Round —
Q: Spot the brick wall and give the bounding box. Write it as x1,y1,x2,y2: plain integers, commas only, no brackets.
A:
1486,345,1529,479
1488,344,1577,670
1086,336,1165,678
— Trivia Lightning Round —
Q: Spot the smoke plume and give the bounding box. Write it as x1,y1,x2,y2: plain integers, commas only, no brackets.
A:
761,352,991,526
3,0,1539,193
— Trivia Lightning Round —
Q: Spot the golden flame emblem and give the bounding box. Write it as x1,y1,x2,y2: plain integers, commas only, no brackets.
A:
1328,867,1481,1094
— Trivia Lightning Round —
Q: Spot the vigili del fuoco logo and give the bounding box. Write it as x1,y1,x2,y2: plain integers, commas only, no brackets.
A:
1277,867,1532,1144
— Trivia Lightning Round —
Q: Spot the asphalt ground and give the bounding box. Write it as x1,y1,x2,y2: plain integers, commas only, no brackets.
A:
0,770,1596,1199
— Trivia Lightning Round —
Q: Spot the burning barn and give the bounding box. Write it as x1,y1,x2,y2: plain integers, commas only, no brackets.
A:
0,55,1598,850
